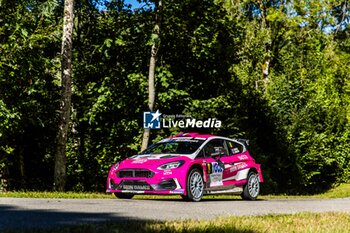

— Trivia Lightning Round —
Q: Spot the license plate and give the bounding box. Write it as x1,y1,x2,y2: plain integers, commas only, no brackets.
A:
123,184,151,190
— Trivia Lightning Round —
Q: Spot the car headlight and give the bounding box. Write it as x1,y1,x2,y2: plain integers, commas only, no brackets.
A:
158,160,185,170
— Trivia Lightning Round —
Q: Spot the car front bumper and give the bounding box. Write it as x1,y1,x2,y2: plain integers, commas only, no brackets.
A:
106,167,187,195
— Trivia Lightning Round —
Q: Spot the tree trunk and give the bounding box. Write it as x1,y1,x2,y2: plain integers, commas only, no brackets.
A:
19,151,25,188
259,0,270,82
54,0,74,191
141,0,162,151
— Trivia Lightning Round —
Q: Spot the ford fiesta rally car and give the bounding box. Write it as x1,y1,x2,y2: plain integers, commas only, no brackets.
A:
106,132,263,201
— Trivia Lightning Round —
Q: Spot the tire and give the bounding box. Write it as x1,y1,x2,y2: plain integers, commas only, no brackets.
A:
114,192,134,199
241,171,260,200
184,168,204,202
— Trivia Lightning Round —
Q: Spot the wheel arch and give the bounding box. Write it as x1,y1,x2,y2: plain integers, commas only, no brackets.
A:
248,167,258,174
183,163,204,196
248,167,262,182
188,163,203,174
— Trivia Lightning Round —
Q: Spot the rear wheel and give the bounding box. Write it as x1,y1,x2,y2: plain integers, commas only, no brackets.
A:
184,168,204,202
114,192,134,199
241,171,260,200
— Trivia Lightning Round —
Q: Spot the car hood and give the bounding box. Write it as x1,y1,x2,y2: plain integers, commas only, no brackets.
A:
118,154,191,169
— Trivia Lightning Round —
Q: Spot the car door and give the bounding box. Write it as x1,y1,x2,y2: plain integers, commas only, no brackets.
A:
218,140,240,186
200,139,232,188
202,139,248,187
221,140,250,184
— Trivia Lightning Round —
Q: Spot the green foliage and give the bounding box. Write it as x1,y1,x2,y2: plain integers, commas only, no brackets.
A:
0,0,61,190
265,26,350,192
0,100,17,190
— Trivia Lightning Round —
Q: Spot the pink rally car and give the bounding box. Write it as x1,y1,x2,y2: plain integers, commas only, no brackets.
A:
106,132,263,201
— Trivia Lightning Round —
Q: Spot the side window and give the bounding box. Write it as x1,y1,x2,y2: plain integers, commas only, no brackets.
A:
196,149,205,158
201,139,228,158
226,140,243,155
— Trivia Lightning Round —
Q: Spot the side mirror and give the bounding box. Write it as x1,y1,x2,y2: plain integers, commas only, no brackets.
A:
210,147,226,157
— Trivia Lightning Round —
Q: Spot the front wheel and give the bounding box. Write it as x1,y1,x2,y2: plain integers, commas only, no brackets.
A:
114,192,134,199
241,171,260,200
184,168,204,202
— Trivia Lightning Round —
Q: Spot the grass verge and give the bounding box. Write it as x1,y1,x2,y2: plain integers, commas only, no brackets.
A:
1,183,349,199
0,191,112,199
264,183,350,199
3,212,350,233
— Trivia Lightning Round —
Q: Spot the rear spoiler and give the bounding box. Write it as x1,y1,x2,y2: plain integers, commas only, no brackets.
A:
237,139,249,148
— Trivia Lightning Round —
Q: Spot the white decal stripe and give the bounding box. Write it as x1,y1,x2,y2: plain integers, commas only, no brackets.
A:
173,178,182,189
222,177,235,182
194,137,207,140
222,168,250,182
121,190,145,194
205,187,243,194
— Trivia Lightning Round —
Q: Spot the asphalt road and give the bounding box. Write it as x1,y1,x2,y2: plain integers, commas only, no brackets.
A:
1,197,350,230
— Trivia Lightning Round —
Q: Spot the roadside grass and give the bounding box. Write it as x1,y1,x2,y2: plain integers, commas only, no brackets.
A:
1,183,349,199
263,183,350,199
3,212,350,233
0,191,112,199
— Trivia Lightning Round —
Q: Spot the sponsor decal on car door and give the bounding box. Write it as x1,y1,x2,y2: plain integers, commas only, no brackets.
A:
206,162,224,187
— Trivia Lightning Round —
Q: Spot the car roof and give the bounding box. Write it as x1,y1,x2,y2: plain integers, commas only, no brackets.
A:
173,132,215,139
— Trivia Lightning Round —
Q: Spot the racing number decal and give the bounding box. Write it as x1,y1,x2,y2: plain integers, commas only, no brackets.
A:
207,163,212,174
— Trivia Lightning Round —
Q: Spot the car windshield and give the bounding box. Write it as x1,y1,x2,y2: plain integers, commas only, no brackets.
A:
140,139,205,155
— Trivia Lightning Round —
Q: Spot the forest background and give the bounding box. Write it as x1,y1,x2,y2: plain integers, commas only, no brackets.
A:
0,0,349,194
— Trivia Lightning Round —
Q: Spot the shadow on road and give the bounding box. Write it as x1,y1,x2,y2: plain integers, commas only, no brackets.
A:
0,204,135,231
0,203,256,233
